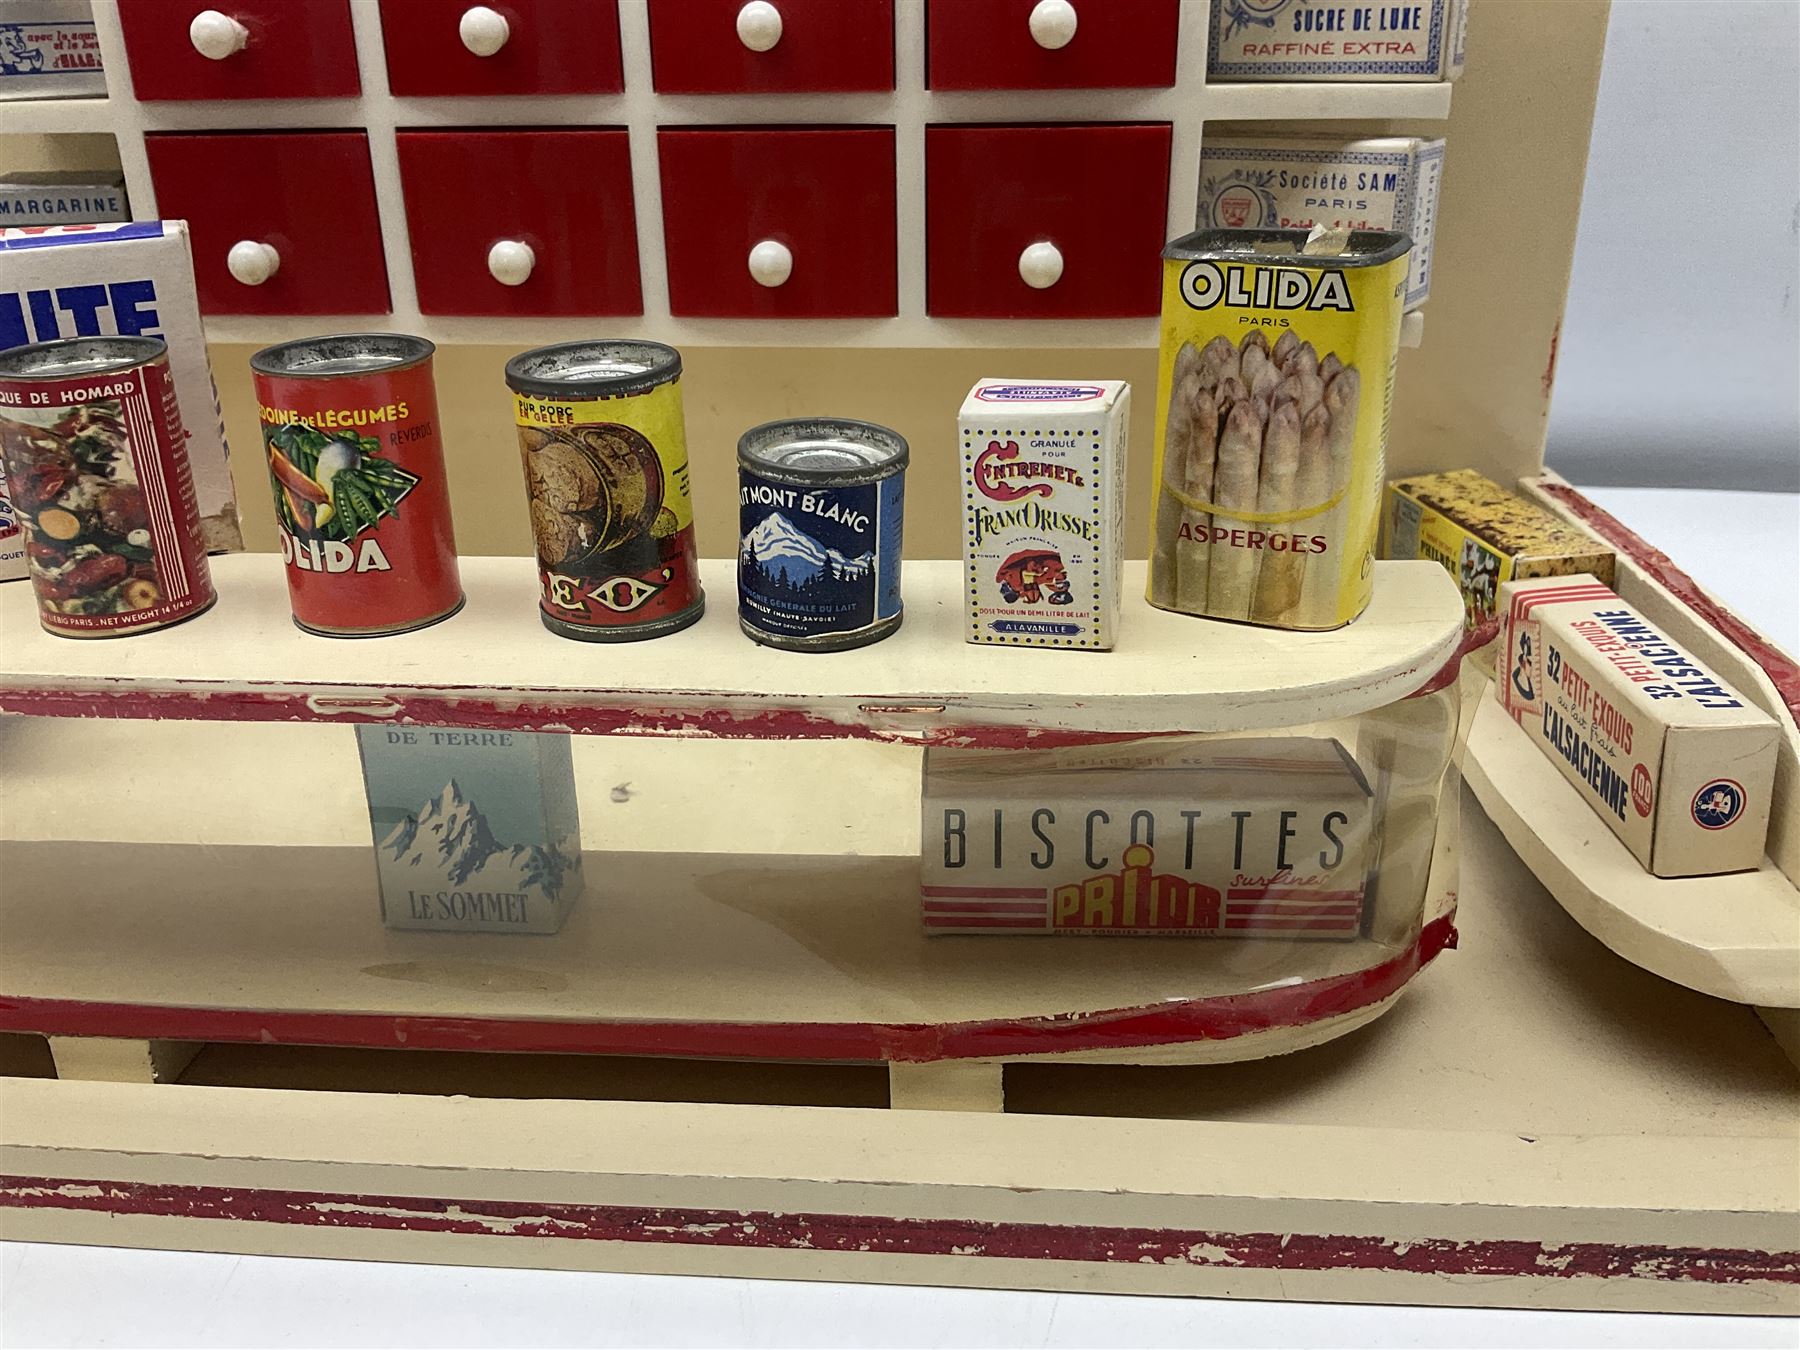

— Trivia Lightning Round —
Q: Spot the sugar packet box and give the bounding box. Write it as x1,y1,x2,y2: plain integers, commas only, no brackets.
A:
921,737,1373,936
1497,574,1778,878
356,726,584,933
0,222,243,556
960,379,1129,650
0,1,105,101
1197,136,1445,308
1207,0,1468,83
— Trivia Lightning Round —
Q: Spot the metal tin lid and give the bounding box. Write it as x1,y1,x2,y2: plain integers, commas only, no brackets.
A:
1163,227,1411,268
738,417,910,485
0,334,167,379
505,340,682,400
250,333,434,377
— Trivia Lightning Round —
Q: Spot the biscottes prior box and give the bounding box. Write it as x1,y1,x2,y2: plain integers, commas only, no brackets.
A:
1384,469,1614,630
1197,136,1445,308
960,379,1129,650
921,737,1373,937
1207,0,1468,83
1498,575,1779,878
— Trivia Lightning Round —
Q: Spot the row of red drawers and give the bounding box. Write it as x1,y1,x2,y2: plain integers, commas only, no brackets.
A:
145,125,1173,319
119,0,1180,99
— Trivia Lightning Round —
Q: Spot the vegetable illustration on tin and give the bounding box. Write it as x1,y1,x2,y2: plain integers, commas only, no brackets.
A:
265,421,420,544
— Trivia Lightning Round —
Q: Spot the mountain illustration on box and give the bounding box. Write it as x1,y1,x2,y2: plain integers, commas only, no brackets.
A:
741,512,874,587
379,780,574,899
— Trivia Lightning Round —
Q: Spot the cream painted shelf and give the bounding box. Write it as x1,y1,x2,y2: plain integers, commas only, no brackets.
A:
0,555,1465,744
0,96,114,134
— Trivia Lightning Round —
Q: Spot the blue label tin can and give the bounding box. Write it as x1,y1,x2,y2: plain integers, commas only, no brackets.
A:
737,418,907,652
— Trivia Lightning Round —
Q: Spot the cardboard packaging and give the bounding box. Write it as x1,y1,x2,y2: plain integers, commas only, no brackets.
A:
0,462,21,581
0,1,104,100
0,222,243,552
1197,136,1445,308
1498,575,1779,878
959,379,1129,650
356,726,584,933
1384,469,1614,630
921,737,1373,937
0,170,128,225
1207,0,1467,82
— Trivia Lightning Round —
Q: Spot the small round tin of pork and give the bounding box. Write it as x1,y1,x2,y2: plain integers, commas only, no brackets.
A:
251,334,463,638
0,336,215,638
737,418,907,652
507,341,704,643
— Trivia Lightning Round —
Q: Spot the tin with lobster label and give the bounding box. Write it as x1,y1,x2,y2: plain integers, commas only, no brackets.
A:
0,335,215,638
737,418,907,652
507,341,704,643
252,334,463,638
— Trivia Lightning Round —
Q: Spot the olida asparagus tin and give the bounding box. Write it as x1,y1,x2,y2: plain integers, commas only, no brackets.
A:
1148,227,1409,631
252,334,463,638
508,341,704,643
0,335,215,637
737,417,907,651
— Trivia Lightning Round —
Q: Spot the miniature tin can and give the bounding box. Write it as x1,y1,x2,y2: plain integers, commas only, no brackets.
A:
0,335,215,637
507,340,704,643
251,334,463,638
1147,227,1409,631
737,417,907,652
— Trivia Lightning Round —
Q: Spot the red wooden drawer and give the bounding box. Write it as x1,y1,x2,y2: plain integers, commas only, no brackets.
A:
117,1,359,101
144,132,389,315
380,1,623,96
927,0,1179,90
659,128,896,318
647,0,893,93
925,123,1171,318
396,130,641,317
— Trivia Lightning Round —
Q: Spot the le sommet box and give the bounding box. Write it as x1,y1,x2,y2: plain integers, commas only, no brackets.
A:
356,727,584,934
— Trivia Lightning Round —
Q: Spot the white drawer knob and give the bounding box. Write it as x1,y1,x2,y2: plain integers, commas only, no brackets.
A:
736,1,783,52
189,9,249,60
747,239,793,288
458,5,511,57
487,239,535,287
1018,241,1063,289
226,239,280,287
1028,0,1077,50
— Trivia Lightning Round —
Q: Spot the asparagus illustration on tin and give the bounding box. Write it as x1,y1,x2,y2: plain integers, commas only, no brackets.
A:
1149,327,1362,625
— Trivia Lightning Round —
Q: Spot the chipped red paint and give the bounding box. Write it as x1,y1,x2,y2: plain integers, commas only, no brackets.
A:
0,917,1455,1062
1541,321,1561,400
2,1174,1793,1285
1407,617,1496,698
1536,481,1800,723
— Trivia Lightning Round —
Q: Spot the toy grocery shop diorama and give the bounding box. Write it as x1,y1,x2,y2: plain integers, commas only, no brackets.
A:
1,0,1795,1315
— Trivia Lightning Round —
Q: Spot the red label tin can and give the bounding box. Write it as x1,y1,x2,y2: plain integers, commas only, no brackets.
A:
0,335,215,638
251,334,463,637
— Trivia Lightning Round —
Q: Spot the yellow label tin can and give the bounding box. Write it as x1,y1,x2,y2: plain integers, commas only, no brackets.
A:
1147,228,1410,631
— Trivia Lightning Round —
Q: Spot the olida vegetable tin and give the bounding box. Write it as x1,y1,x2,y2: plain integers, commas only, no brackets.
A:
737,418,907,652
1148,227,1409,631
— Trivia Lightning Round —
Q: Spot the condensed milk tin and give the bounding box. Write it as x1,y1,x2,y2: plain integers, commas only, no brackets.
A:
507,341,704,643
0,335,214,637
737,417,907,652
252,334,463,638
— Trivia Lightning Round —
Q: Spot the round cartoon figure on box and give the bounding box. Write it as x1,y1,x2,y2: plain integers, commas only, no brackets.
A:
997,549,1073,606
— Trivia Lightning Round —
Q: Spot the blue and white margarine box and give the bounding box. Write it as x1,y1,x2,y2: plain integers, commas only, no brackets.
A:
0,171,128,225
1197,136,1445,308
0,1,104,100
1208,0,1467,82
356,726,585,933
1498,575,1778,879
0,221,242,552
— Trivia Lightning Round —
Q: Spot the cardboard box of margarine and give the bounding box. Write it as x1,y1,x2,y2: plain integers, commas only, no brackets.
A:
1498,575,1778,878
0,221,243,554
1197,136,1445,308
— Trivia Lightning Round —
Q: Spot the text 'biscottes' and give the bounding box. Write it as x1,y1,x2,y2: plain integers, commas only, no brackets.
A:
0,335,215,638
738,418,907,652
1149,227,1409,631
252,334,464,638
507,341,704,643
1497,574,1779,879
960,379,1129,650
